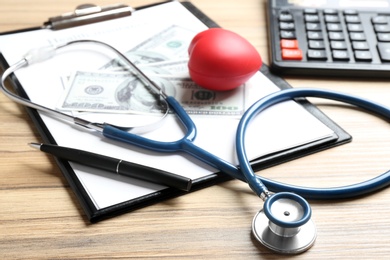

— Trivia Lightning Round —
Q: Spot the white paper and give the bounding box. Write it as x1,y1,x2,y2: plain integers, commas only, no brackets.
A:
0,1,335,209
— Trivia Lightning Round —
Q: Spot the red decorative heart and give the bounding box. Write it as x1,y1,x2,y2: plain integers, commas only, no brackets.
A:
188,28,262,91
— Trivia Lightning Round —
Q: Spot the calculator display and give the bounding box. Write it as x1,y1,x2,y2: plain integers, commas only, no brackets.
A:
267,0,390,77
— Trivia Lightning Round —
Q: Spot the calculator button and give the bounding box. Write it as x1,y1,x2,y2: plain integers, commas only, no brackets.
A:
280,30,296,39
308,40,326,49
352,41,369,50
329,32,345,40
306,23,321,31
307,31,323,40
354,51,372,61
377,42,390,61
332,50,350,60
377,33,390,42
305,14,320,22
327,23,342,31
372,16,388,24
282,49,303,60
279,13,294,22
304,8,317,14
347,24,364,32
307,50,327,60
280,22,295,30
324,9,338,15
325,15,340,23
345,15,361,23
374,24,390,33
330,41,347,50
280,39,299,49
343,10,358,15
350,32,366,41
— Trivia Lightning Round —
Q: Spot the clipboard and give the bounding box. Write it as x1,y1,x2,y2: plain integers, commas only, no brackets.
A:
0,0,351,222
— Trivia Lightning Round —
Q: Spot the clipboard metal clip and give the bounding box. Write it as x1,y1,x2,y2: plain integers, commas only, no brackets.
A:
43,4,134,30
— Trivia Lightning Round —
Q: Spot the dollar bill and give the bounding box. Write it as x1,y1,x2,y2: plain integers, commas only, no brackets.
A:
107,59,190,83
57,71,168,114
158,77,245,116
143,59,189,75
58,70,245,116
101,25,196,70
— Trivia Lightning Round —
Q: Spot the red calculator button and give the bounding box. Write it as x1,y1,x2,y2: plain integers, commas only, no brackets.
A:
281,49,303,60
280,39,299,49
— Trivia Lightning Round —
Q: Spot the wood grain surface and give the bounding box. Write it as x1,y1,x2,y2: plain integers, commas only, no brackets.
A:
1,0,390,259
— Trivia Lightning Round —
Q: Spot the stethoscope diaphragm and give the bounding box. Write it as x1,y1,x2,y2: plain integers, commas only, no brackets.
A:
252,192,316,254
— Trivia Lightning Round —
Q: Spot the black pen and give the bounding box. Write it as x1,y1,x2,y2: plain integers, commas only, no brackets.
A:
29,143,192,191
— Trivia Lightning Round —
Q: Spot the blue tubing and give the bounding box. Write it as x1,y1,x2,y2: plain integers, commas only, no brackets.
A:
104,88,390,200
236,88,390,199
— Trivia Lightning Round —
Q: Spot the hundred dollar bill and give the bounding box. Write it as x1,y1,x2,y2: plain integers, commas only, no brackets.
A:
101,25,196,69
58,70,245,116
57,70,170,114
155,77,245,116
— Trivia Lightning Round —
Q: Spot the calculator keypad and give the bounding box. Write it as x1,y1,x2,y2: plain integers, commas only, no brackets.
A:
270,3,390,77
278,9,390,62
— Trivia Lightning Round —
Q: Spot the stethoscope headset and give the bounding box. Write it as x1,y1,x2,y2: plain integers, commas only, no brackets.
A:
1,28,390,254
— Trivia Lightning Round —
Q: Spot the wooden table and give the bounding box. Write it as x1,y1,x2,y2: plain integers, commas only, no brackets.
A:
1,0,390,259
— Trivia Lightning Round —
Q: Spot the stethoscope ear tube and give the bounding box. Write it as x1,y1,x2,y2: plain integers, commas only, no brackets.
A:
0,40,171,133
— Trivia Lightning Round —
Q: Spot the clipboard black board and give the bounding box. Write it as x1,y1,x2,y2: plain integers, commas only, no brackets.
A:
0,1,351,222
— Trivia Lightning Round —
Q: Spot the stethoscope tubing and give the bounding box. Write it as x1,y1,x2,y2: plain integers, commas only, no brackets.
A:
237,88,390,199
103,96,245,181
104,88,390,200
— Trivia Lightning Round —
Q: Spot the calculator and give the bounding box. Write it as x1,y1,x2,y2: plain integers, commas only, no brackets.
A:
267,0,390,77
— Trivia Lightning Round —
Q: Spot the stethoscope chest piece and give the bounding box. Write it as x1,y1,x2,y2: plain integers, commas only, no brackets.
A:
252,192,316,254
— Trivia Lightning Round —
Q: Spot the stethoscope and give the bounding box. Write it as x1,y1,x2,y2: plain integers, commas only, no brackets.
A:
1,39,390,254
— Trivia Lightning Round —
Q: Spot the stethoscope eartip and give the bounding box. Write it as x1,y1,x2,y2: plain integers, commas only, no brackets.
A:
252,192,316,254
